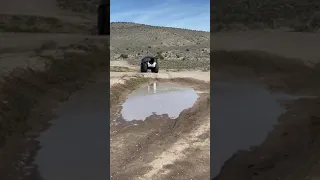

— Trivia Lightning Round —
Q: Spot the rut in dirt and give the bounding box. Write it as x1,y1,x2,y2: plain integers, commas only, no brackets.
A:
110,78,210,180
211,79,309,178
34,82,109,180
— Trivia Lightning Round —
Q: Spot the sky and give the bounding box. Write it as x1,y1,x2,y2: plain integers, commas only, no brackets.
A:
110,0,210,32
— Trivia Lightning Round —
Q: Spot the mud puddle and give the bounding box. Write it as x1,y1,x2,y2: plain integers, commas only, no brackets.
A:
33,82,109,180
110,79,210,180
211,80,310,178
121,82,199,121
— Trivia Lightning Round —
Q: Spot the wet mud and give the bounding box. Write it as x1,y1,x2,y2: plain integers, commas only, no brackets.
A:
211,79,316,177
34,82,109,180
110,78,210,180
212,50,320,180
0,50,109,180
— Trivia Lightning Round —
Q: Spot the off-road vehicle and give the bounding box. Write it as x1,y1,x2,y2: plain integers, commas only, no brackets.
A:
140,56,159,73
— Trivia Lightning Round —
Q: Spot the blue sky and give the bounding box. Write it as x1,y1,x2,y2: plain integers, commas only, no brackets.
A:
110,0,210,31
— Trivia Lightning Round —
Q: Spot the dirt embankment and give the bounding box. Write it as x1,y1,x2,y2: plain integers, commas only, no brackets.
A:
212,49,320,180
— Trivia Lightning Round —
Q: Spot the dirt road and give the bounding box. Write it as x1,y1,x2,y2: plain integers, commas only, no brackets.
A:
109,21,210,179
109,69,210,180
110,71,210,86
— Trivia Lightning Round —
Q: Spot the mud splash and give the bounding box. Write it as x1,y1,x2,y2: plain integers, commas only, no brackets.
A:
34,82,109,180
121,82,199,121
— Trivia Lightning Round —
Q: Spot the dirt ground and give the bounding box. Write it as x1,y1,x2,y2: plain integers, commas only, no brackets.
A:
109,22,210,180
3,0,320,179
211,31,320,180
1,1,211,179
109,75,210,180
0,0,110,179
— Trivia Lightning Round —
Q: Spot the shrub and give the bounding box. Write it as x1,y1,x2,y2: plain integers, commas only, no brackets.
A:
156,52,164,59
120,54,128,58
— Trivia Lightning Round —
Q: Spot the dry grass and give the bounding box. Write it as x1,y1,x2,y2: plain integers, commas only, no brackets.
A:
158,59,210,71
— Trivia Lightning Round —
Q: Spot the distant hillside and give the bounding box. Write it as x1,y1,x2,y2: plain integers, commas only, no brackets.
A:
110,22,210,71
110,22,210,50
212,0,320,32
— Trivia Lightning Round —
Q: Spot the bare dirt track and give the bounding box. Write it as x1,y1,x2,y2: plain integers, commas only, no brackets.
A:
109,73,210,180
211,31,320,180
109,22,210,180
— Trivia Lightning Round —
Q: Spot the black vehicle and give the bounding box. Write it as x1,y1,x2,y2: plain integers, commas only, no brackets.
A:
97,0,110,35
140,56,159,73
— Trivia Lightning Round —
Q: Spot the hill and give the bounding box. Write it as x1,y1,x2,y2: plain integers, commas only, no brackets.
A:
110,22,210,71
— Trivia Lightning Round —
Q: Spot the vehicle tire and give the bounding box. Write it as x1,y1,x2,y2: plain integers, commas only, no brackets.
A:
141,62,148,72
151,64,159,73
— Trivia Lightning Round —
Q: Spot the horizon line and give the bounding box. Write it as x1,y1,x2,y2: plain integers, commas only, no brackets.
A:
110,21,210,32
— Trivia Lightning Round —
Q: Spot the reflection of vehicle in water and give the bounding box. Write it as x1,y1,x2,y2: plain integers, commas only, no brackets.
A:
140,56,159,73
97,0,110,35
147,82,157,93
146,82,191,95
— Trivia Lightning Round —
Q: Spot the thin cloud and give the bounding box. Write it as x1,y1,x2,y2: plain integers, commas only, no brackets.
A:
111,0,210,31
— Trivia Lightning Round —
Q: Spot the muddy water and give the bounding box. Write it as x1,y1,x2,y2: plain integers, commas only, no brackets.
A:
34,82,109,180
121,82,199,121
212,81,298,178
